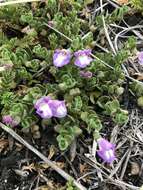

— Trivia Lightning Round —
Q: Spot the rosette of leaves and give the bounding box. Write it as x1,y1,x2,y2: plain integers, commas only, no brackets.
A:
56,122,82,151
23,86,45,102
0,4,29,24
130,82,143,107
104,100,128,125
58,74,77,91
0,70,16,90
81,111,102,134
96,6,129,26
0,92,17,108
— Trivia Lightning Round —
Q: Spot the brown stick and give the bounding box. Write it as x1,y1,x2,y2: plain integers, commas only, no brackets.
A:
0,122,87,190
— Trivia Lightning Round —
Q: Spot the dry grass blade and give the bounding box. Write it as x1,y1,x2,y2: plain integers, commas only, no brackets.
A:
0,0,42,7
0,122,87,190
100,0,116,54
109,150,128,178
108,179,140,190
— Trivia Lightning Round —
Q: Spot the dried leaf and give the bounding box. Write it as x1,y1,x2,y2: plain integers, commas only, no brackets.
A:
14,169,29,177
0,139,8,153
79,163,88,174
48,145,56,160
137,74,143,81
36,186,50,190
36,183,62,190
70,139,77,162
22,163,36,172
40,162,64,170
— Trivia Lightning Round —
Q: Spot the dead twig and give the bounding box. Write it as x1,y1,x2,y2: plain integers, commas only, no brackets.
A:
100,0,116,54
120,146,132,180
0,122,87,190
0,0,42,6
100,0,131,79
109,150,129,178
107,179,140,190
114,25,143,52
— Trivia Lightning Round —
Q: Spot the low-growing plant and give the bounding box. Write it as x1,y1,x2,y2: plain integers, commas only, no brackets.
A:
130,0,143,12
0,0,134,153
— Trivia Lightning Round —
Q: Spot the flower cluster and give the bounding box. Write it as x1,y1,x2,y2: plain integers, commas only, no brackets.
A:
53,49,93,68
97,138,116,164
34,96,67,119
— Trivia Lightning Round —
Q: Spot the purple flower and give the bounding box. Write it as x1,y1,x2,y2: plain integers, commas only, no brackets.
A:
97,138,116,164
34,96,53,119
2,115,19,127
79,71,93,78
48,100,67,118
53,49,72,67
138,51,143,65
74,49,93,68
34,96,67,119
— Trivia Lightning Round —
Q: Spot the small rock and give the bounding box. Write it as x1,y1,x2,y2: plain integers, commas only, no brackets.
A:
130,162,140,175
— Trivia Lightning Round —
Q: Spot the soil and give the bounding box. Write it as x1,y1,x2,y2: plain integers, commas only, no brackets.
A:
0,107,143,190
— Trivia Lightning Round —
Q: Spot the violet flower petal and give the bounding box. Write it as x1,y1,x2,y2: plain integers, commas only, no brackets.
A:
34,96,53,119
53,49,72,67
138,51,143,65
97,138,116,164
48,100,67,118
36,103,53,119
97,138,115,150
97,149,115,163
2,115,13,125
2,115,19,127
34,96,51,109
74,49,93,68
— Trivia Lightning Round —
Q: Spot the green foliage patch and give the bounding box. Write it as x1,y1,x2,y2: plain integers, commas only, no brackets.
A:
0,0,136,150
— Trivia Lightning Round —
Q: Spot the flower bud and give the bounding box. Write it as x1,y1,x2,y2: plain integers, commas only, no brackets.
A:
2,115,19,127
79,71,93,78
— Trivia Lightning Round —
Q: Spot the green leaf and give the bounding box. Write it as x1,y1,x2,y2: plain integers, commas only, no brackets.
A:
113,110,128,125
84,0,94,5
104,100,120,115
